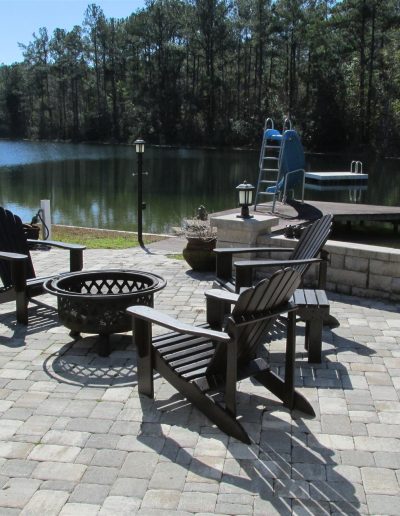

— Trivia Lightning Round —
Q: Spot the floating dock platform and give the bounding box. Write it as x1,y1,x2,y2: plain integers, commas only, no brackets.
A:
305,171,368,186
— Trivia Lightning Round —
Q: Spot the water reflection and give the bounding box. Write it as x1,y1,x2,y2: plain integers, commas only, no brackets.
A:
0,140,398,233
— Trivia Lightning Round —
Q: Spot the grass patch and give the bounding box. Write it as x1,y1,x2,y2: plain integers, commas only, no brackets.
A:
167,253,184,260
52,225,165,249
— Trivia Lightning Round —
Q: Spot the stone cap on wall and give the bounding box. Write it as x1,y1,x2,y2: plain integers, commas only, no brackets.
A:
210,213,279,246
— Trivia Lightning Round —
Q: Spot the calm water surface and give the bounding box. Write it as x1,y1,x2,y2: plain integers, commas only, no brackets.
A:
0,140,399,234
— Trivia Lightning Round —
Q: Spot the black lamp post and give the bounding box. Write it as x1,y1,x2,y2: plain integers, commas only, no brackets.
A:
134,139,146,247
236,180,255,219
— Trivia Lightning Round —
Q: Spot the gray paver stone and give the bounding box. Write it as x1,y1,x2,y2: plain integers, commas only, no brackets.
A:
110,477,149,497
149,461,187,490
119,452,158,479
32,461,86,481
82,465,118,485
28,444,81,463
66,418,113,434
215,501,253,514
91,449,127,468
178,491,217,512
366,494,400,515
374,451,400,469
69,482,110,504
40,480,77,492
253,496,291,515
0,478,41,509
0,459,38,478
20,489,69,515
361,466,399,494
59,503,101,515
141,489,181,509
98,495,141,515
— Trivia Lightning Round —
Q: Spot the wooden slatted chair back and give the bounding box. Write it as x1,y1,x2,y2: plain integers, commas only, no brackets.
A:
207,268,301,374
290,214,333,277
0,207,35,288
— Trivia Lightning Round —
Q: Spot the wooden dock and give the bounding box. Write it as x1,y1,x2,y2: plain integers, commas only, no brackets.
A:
211,200,400,233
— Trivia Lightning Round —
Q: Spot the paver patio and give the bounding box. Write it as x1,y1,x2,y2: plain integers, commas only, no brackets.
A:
0,245,399,515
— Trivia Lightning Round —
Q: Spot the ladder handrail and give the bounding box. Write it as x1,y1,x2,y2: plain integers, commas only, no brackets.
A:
351,160,363,174
283,117,292,131
264,118,274,130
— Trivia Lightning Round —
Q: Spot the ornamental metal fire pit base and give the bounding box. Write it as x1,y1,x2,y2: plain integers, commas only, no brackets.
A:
44,269,166,356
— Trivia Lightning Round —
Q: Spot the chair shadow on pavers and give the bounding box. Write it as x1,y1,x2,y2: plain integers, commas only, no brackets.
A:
0,298,59,347
43,334,137,388
136,393,361,515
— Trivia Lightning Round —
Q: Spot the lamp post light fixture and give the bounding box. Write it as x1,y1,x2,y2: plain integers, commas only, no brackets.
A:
236,180,255,219
135,139,145,154
134,138,146,248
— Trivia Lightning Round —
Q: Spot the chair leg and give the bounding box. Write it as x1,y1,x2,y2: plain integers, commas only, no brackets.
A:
70,249,83,272
253,310,315,416
134,318,154,398
307,319,323,364
206,297,230,330
15,291,28,325
12,260,28,325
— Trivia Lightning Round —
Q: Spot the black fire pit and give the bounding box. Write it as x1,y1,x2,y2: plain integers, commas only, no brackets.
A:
44,269,166,356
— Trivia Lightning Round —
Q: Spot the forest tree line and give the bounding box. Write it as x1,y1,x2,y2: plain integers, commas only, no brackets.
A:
0,0,399,153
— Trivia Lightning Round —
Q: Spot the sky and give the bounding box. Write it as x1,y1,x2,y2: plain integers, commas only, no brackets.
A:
0,0,145,65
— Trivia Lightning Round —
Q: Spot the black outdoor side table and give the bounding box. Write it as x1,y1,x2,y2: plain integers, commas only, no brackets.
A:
45,269,166,356
292,288,330,363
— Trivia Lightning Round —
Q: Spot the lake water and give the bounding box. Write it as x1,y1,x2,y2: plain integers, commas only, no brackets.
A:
0,140,399,234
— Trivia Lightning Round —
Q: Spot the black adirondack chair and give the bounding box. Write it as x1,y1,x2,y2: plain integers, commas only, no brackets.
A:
215,214,333,293
127,268,315,443
0,207,85,324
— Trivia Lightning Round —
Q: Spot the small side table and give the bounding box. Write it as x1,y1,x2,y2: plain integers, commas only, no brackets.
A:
292,289,330,363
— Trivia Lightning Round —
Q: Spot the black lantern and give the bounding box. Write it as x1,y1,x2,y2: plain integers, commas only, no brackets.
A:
236,180,255,219
134,139,146,247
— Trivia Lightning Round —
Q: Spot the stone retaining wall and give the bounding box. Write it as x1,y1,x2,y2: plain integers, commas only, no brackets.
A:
256,234,400,301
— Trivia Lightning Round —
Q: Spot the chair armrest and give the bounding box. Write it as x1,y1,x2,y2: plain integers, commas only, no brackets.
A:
235,257,322,269
28,239,86,251
28,239,85,272
0,251,29,261
204,289,239,305
234,258,322,292
214,247,294,255
127,305,230,343
215,246,294,281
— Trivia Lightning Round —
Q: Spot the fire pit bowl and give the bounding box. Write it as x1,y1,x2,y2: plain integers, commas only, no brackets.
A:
44,269,166,355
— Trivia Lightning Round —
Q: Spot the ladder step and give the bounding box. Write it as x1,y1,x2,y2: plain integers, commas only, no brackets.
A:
265,145,281,149
261,168,279,172
260,180,277,184
263,157,279,161
258,191,274,196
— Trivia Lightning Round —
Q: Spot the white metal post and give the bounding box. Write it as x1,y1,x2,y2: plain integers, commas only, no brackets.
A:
40,199,52,240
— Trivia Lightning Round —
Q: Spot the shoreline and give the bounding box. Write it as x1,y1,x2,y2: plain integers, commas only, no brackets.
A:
0,136,388,159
